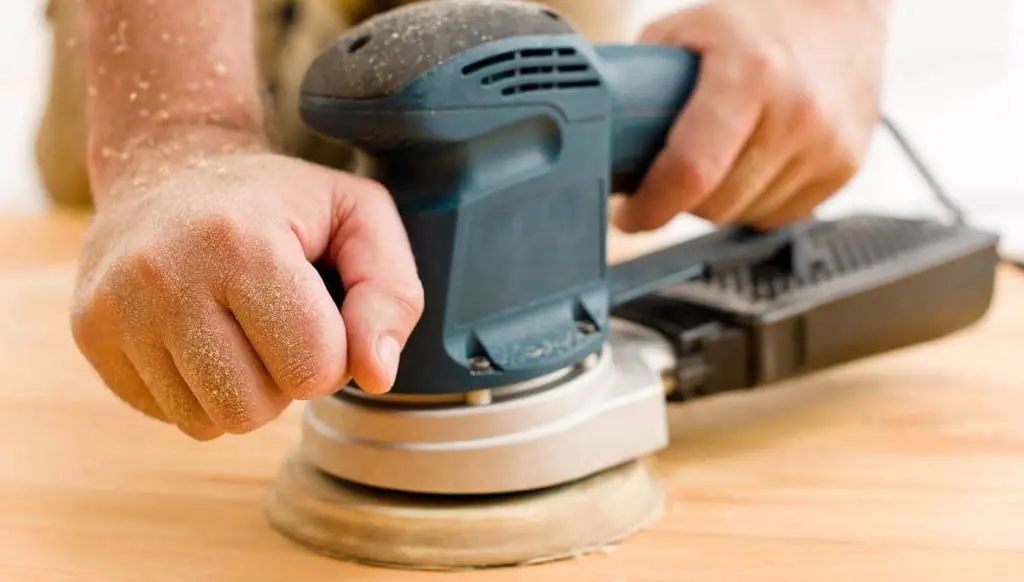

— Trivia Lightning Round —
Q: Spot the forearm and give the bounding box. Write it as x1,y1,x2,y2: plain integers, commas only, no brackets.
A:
80,0,266,195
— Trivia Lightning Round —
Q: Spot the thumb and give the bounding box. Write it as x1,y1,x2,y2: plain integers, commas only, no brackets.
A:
325,173,425,395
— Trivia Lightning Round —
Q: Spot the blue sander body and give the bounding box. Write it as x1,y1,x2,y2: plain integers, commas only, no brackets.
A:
285,0,999,497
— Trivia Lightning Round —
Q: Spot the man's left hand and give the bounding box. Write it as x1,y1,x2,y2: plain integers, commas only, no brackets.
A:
614,0,890,232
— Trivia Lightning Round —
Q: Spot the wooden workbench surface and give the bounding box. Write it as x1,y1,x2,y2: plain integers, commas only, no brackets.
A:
2,212,1023,581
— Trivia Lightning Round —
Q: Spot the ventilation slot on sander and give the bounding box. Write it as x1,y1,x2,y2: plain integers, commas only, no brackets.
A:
612,214,1000,399
461,47,601,95
693,215,966,306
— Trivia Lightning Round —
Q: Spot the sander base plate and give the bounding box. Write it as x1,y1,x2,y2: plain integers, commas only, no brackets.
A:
265,448,664,570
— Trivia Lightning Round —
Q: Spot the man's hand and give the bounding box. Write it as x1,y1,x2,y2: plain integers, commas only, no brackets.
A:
613,0,890,232
71,0,422,440
71,127,424,440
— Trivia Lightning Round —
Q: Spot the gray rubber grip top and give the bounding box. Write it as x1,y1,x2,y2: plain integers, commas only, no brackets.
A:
301,0,575,100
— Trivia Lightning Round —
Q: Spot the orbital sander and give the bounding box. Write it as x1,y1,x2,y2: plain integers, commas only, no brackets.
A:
265,0,1001,569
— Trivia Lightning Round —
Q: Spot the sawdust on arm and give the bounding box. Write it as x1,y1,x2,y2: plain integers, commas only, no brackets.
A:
79,0,268,199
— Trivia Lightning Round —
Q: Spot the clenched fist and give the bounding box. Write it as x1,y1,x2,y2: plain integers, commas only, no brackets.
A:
614,0,890,232
70,127,424,440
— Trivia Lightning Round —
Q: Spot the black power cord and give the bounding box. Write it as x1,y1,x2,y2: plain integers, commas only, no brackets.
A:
880,113,1023,272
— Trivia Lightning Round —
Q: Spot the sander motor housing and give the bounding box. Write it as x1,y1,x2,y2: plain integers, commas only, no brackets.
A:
302,0,702,396
295,0,1000,495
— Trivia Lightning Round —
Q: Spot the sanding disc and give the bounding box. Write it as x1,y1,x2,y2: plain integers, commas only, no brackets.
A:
264,450,664,570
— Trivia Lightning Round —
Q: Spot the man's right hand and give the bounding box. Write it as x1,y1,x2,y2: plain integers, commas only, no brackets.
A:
71,127,424,440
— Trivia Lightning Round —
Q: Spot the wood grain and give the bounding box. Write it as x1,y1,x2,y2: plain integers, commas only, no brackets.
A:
2,213,1023,581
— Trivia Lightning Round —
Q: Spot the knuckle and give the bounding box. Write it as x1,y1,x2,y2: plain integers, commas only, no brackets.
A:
741,43,786,95
193,213,251,263
219,410,263,434
671,152,719,200
172,403,222,440
359,181,395,209
743,52,774,89
181,421,223,441
346,175,390,200
394,280,426,321
224,400,288,434
362,179,391,198
123,250,174,293
791,91,826,133
280,350,336,398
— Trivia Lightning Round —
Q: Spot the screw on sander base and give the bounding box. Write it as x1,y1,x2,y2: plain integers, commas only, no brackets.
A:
468,356,493,373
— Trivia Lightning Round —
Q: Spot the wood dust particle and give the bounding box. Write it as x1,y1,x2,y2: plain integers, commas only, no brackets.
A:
129,92,137,102
113,20,128,53
160,32,170,42
214,62,227,76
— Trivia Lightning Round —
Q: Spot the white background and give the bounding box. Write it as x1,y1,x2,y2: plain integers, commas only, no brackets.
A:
1,0,1021,252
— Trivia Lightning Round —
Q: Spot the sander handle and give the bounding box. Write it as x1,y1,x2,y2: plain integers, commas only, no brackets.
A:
593,43,723,308
597,44,701,195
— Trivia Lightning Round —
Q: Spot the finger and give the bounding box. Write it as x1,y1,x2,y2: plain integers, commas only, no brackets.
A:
691,67,830,224
71,309,169,422
689,117,796,224
752,175,844,230
739,155,819,226
328,175,425,394
166,303,292,434
613,50,765,232
752,142,860,230
81,343,169,422
222,234,348,402
122,339,221,441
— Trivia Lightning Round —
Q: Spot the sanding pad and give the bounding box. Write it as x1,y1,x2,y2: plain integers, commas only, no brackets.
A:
264,449,664,570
